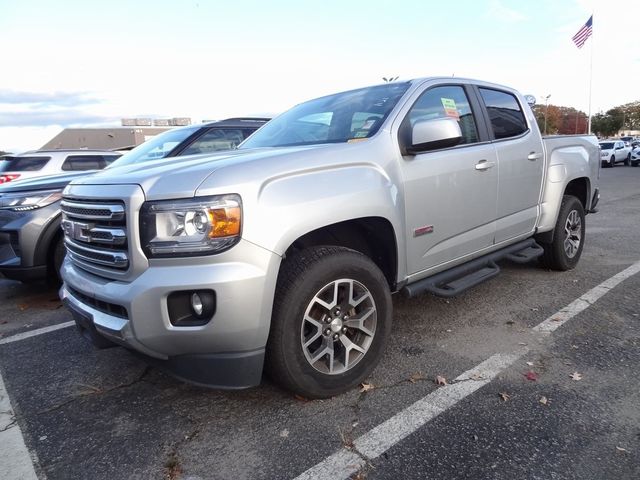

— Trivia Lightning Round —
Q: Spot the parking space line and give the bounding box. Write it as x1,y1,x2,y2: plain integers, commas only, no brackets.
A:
293,259,640,480
0,372,39,479
534,260,640,333
0,321,74,346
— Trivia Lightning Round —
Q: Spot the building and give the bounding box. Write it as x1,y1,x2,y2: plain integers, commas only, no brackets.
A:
41,127,172,150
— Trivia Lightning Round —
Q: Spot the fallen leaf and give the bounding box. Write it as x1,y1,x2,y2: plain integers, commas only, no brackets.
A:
531,307,539,312
551,317,562,322
294,394,309,402
518,342,528,346
470,372,485,381
360,382,375,393
524,371,538,381
435,375,448,386
505,320,515,325
570,372,583,381
499,392,510,402
571,345,579,349
526,361,534,366
279,429,289,438
539,396,548,405
472,434,479,441
408,372,425,383
616,446,628,452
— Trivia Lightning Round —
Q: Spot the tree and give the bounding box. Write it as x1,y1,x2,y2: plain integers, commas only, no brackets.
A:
591,109,624,137
533,104,588,135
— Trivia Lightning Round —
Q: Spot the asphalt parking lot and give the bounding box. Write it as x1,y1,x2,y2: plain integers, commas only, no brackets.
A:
1,166,639,480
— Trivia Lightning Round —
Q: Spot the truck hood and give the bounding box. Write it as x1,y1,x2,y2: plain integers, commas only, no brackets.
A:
0,170,95,193
68,145,340,200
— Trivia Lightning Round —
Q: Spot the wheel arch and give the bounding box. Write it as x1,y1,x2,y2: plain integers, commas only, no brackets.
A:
283,217,399,291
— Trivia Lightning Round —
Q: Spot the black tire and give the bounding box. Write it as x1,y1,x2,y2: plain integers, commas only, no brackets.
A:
632,161,639,167
539,195,585,271
624,153,630,166
49,236,65,285
266,246,392,398
610,155,615,167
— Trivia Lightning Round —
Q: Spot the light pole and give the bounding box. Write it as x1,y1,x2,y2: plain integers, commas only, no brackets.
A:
543,94,551,135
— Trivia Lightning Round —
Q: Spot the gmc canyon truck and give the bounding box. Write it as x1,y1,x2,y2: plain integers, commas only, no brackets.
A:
59,78,600,398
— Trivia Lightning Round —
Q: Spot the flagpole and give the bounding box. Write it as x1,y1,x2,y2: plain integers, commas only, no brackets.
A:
587,14,593,134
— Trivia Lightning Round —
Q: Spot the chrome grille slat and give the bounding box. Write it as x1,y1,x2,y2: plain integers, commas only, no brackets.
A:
61,197,128,271
61,200,125,221
65,239,129,267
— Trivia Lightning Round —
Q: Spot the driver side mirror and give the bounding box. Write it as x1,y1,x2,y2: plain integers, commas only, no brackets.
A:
405,117,462,155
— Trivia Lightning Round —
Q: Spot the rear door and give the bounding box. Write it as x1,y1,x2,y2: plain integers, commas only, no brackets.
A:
400,83,499,275
477,87,544,244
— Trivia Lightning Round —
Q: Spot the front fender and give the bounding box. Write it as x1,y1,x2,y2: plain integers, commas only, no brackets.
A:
244,163,403,258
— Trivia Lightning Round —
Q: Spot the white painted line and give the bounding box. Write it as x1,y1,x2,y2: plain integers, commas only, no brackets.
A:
293,259,640,480
0,372,39,480
354,351,525,460
533,259,640,333
0,321,75,345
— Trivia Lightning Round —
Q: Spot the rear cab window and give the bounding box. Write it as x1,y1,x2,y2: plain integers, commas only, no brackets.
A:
478,88,528,140
181,128,247,155
0,156,51,172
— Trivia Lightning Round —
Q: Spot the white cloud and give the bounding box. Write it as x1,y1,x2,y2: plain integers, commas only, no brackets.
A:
486,0,525,22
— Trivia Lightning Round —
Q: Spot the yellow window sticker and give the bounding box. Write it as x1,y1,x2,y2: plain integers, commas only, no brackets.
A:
441,98,460,119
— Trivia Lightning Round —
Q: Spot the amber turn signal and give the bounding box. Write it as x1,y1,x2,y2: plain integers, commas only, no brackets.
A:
208,206,241,238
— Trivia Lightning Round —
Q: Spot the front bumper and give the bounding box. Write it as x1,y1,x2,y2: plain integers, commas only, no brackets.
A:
60,238,282,388
0,202,61,281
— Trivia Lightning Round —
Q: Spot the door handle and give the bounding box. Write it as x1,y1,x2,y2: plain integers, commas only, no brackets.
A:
527,152,542,161
475,160,496,171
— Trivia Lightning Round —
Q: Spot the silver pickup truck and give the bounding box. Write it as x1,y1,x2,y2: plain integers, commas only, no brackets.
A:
59,78,600,398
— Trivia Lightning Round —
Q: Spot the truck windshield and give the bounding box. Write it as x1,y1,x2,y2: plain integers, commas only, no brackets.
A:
240,82,411,148
109,126,199,168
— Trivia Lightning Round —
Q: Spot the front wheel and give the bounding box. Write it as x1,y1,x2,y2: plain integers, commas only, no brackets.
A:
539,195,585,271
49,236,66,285
266,246,392,398
610,155,616,167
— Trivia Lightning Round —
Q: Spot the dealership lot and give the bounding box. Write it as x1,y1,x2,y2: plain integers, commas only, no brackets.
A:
1,167,639,480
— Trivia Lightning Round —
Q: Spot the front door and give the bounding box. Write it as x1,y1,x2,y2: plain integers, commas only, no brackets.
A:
400,84,499,276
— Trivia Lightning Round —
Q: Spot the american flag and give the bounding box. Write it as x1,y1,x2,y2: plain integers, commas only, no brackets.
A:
572,15,593,49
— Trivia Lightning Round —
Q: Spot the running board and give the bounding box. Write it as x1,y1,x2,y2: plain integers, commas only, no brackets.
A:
402,239,544,299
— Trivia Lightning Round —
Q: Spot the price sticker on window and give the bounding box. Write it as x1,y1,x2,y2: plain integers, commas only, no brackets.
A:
441,98,460,119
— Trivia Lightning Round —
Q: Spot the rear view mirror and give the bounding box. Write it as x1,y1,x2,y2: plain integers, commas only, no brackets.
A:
406,117,462,154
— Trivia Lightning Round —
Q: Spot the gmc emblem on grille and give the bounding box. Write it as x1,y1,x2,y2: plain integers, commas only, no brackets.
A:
62,220,93,242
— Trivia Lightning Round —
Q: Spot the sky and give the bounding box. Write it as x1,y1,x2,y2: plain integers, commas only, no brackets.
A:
1,0,639,152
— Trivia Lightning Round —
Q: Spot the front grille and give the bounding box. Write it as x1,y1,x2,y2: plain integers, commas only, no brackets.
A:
61,198,129,271
68,286,128,319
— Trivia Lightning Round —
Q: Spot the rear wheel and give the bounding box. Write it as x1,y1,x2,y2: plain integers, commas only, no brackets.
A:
624,153,630,166
539,195,585,271
266,246,392,398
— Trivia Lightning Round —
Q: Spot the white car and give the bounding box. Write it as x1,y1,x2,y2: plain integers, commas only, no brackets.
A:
0,150,121,185
631,146,640,167
599,140,631,168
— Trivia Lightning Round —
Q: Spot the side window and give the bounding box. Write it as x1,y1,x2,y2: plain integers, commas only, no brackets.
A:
61,155,103,171
102,155,121,166
181,128,246,155
406,85,479,145
478,88,528,140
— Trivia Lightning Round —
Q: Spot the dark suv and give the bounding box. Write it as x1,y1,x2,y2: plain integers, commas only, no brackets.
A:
0,118,268,283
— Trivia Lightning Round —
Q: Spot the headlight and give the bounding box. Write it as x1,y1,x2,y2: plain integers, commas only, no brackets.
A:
140,194,242,257
0,189,63,211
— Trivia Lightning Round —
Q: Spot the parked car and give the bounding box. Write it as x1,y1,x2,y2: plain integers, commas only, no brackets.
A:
59,78,599,398
0,118,269,283
631,146,640,167
599,140,631,167
0,150,122,184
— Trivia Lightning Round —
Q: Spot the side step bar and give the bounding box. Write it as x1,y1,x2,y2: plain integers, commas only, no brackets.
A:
402,239,544,299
